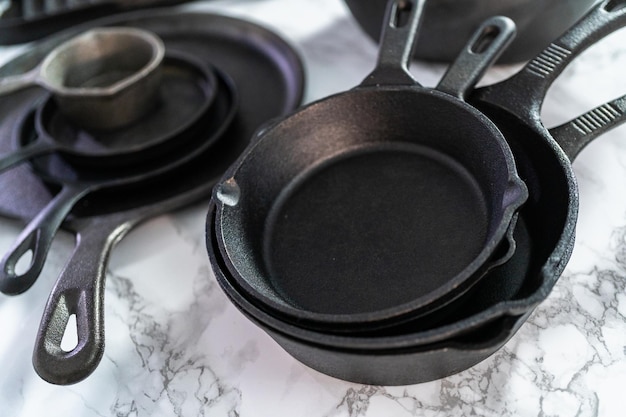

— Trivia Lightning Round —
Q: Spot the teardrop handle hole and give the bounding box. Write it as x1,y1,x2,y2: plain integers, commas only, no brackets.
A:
605,0,626,12
14,249,34,276
392,0,413,28
61,313,78,352
471,25,501,54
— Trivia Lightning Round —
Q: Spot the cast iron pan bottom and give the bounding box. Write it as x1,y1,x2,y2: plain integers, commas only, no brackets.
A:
265,143,488,314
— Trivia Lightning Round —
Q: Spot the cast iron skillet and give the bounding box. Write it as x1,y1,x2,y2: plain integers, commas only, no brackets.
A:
343,0,597,63
0,9,307,384
212,0,527,333
0,51,236,297
30,115,238,385
207,93,626,385
0,53,219,172
207,1,626,385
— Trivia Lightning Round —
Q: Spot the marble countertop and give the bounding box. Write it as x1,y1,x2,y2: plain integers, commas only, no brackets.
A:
1,0,626,416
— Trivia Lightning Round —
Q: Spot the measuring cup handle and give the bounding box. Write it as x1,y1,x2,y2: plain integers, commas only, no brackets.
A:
361,0,426,87
0,66,42,96
32,218,128,385
476,0,626,119
437,16,516,100
0,185,88,295
549,94,626,160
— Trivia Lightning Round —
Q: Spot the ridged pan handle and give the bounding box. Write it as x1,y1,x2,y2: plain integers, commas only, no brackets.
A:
361,0,426,87
549,94,626,160
437,16,516,100
32,217,128,385
0,184,90,295
475,0,626,122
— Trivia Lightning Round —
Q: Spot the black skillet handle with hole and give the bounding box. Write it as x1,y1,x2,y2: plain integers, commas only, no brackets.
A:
32,216,127,385
475,0,626,122
0,183,89,295
361,0,426,87
549,93,626,160
436,16,516,100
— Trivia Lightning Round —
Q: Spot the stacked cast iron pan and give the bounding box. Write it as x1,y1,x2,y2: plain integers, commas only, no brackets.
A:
207,0,626,385
0,8,305,384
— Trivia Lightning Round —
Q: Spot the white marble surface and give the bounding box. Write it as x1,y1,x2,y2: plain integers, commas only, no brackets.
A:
1,0,626,416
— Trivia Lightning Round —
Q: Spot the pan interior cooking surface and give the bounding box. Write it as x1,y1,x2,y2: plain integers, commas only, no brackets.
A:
264,143,488,314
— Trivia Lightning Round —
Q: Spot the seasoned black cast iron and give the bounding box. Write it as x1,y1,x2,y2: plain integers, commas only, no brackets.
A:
211,0,527,333
0,9,306,384
0,52,236,297
207,0,626,385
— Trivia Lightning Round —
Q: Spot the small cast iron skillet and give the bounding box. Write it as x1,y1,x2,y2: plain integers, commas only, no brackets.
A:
215,1,526,331
207,0,626,385
212,0,527,333
0,52,237,296
0,53,219,172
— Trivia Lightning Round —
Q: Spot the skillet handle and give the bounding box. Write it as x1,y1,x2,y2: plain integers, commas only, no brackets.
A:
475,0,626,121
361,0,426,87
0,184,89,295
32,217,127,385
0,138,56,174
549,94,626,160
436,16,516,100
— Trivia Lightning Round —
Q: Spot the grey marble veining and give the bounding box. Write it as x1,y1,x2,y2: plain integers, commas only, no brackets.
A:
1,0,626,416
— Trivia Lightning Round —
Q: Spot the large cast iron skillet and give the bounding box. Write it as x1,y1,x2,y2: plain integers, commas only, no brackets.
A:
213,0,527,333
207,83,626,387
343,0,597,63
207,0,626,385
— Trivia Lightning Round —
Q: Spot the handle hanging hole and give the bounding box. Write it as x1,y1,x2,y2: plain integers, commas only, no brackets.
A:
471,26,501,54
14,249,34,276
605,0,626,12
61,313,79,352
392,0,413,28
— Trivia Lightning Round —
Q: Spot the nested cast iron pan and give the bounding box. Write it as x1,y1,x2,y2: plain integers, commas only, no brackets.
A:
207,0,626,385
0,0,191,45
211,0,527,333
0,52,220,173
343,0,597,63
0,8,306,296
0,51,237,296
0,10,305,384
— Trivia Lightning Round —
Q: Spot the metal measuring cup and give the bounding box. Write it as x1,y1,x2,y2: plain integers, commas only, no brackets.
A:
0,27,165,130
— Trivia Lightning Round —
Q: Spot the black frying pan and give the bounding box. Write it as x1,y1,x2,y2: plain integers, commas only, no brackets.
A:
30,118,238,385
0,52,237,296
206,91,626,384
212,0,527,332
207,0,626,385
0,52,219,172
0,9,307,384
